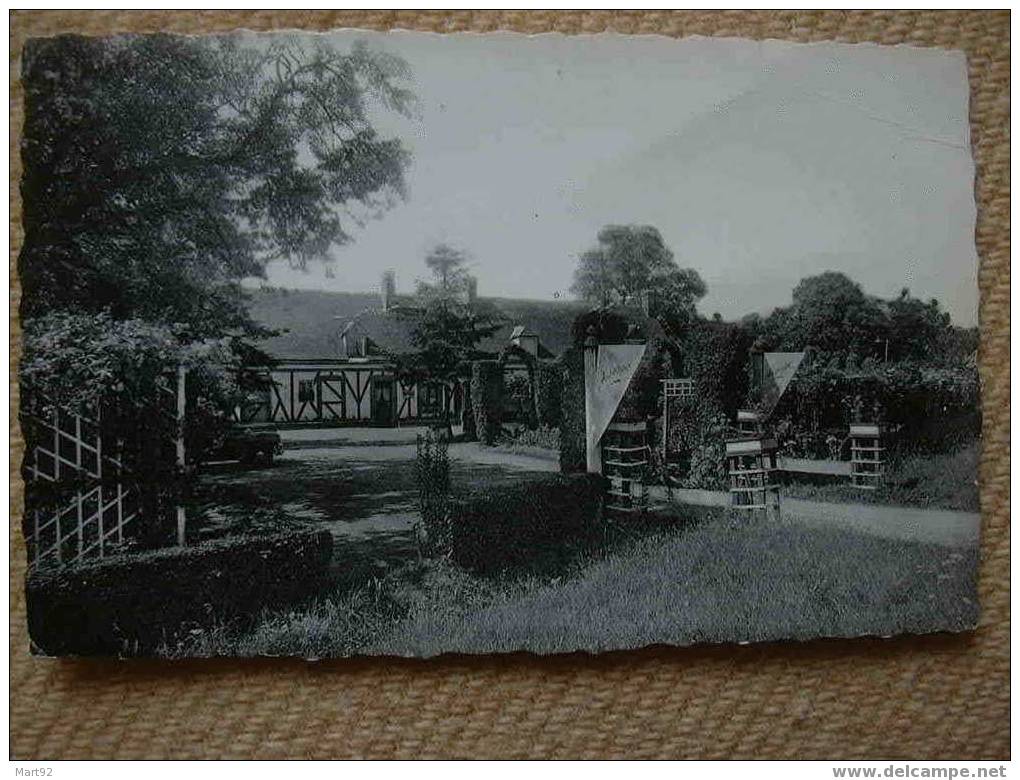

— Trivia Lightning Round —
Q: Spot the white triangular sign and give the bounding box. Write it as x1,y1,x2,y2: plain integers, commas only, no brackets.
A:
763,351,805,411
585,343,647,467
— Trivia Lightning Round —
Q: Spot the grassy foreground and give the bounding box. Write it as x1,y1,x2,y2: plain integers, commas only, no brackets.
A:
163,509,978,659
781,443,980,512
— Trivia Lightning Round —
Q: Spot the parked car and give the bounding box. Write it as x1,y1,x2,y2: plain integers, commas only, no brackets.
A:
204,423,283,467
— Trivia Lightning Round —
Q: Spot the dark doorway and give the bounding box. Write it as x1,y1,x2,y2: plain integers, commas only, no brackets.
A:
371,376,396,427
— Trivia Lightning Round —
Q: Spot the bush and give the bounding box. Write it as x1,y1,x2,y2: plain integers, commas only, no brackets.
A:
665,400,730,490
559,347,587,472
26,527,333,656
414,431,451,555
500,425,560,452
777,359,981,453
534,360,563,428
437,473,607,576
505,373,536,428
569,308,631,347
470,360,504,445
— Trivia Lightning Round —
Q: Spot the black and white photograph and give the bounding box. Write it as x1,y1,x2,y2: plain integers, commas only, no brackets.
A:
18,30,982,658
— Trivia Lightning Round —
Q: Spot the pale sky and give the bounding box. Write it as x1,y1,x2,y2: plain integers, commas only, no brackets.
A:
257,32,979,326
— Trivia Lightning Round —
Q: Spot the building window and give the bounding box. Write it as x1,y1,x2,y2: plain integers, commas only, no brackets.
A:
298,379,316,404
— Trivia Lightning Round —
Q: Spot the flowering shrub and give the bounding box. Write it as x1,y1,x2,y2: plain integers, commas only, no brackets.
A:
504,373,536,428
20,310,264,465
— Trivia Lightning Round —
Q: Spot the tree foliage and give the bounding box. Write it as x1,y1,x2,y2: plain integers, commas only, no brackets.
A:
19,311,268,463
571,225,706,347
572,226,704,305
398,244,504,387
20,33,416,462
415,243,473,305
470,361,504,446
747,273,964,364
20,33,413,340
770,357,981,453
886,287,953,362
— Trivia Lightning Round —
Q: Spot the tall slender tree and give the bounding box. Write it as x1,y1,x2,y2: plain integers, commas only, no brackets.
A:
398,244,503,438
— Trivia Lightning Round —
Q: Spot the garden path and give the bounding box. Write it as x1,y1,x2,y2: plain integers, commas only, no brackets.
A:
651,487,979,547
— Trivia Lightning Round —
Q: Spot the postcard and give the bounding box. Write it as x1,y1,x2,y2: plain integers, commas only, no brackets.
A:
17,30,980,657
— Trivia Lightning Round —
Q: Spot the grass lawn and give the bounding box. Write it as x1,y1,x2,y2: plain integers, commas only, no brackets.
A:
781,443,980,513
164,507,978,659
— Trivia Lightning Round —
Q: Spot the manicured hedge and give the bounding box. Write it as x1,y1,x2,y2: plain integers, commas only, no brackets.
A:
558,347,586,472
443,473,606,575
675,318,753,418
26,527,333,656
534,359,564,429
470,360,504,445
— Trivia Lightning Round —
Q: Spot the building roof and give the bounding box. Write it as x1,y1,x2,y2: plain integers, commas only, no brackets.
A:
246,287,588,360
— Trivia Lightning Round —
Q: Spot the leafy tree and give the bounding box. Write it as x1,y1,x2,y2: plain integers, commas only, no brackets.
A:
752,272,887,356
20,33,413,342
651,267,709,335
571,224,706,348
886,288,952,362
398,245,504,437
788,272,888,354
415,244,474,305
573,225,695,306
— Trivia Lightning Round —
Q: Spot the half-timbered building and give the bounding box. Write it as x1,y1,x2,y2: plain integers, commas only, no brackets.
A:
239,276,584,427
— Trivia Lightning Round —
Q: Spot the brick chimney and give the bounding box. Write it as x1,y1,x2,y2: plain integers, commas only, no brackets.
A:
466,276,478,309
381,270,396,311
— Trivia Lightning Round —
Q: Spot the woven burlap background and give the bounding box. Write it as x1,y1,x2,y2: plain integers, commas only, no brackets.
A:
8,10,1010,760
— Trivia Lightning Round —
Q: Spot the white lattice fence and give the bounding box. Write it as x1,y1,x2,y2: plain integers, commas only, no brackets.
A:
23,404,141,568
22,370,186,570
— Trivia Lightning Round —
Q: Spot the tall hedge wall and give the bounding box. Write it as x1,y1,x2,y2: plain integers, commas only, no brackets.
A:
470,360,504,445
558,347,586,472
675,319,753,419
460,379,476,441
443,472,606,575
534,359,564,429
772,358,981,452
26,527,333,656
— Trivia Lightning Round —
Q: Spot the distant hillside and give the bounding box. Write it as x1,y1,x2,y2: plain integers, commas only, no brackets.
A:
246,287,589,359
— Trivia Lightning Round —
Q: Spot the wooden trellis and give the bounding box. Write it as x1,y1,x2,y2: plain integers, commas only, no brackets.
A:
661,378,694,400
850,423,887,490
736,409,763,437
23,404,141,568
725,437,781,519
660,378,694,463
602,421,649,514
22,369,186,570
